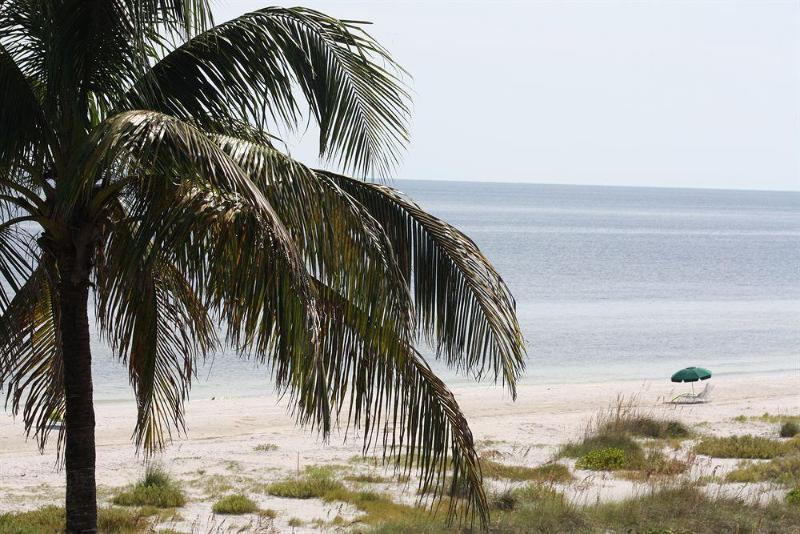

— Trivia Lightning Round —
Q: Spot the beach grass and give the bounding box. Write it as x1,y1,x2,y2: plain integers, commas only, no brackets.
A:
480,458,573,482
111,466,186,508
0,506,154,534
211,494,259,515
726,454,800,486
694,435,799,459
366,484,800,533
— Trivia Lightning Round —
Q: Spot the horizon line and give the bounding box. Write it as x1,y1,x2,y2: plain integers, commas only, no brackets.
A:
390,177,800,195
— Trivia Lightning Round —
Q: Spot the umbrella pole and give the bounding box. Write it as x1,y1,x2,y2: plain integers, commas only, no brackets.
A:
691,382,695,395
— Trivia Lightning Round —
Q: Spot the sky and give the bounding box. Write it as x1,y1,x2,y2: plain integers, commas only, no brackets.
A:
214,1,800,191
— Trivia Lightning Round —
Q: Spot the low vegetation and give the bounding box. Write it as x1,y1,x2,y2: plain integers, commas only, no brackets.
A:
212,494,259,515
480,458,573,482
344,473,393,484
267,466,415,526
367,485,800,533
266,466,347,499
561,432,647,470
781,421,799,438
112,466,186,508
254,443,279,452
694,435,799,459
726,454,800,486
586,396,690,439
0,506,153,534
575,447,627,470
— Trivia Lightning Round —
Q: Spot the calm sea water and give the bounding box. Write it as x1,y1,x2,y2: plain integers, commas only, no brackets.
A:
91,181,800,401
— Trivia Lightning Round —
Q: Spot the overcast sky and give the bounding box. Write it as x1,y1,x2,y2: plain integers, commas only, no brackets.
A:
214,1,800,191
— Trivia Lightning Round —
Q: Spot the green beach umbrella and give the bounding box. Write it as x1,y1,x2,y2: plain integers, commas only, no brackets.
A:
671,367,712,383
671,367,712,395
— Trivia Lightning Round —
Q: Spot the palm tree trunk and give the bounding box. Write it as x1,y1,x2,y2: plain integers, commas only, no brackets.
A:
58,247,97,533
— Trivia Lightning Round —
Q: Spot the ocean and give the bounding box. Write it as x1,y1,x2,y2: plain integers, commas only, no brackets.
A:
89,181,800,401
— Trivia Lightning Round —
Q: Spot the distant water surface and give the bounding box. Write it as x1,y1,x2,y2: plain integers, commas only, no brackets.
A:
90,181,800,400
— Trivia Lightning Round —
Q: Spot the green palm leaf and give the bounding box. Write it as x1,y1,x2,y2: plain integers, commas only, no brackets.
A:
324,172,527,396
121,7,409,176
0,260,64,452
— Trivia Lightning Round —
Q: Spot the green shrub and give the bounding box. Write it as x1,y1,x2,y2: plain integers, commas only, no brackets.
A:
212,494,259,514
694,435,796,459
560,432,643,460
576,448,627,470
780,421,799,438
787,488,800,506
254,443,278,452
112,466,186,508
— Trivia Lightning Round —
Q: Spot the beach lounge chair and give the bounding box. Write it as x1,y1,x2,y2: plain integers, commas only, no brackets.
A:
670,383,713,404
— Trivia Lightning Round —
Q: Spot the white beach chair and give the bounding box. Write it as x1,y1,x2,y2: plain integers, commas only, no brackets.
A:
671,382,713,404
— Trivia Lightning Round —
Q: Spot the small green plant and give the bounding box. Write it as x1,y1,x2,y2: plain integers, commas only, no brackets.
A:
212,494,259,514
780,421,799,438
254,443,279,452
112,466,186,508
694,435,796,459
267,466,346,499
287,517,304,527
560,432,645,468
576,447,627,470
787,488,800,506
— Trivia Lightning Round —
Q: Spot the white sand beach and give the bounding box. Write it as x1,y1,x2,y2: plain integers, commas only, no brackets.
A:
2,372,797,532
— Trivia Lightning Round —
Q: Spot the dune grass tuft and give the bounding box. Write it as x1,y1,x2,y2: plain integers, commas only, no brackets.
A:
694,435,799,459
480,458,573,482
212,494,259,515
112,465,186,508
780,421,799,438
266,466,346,499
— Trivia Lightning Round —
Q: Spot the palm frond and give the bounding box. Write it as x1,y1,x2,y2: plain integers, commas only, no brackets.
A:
324,172,526,397
213,135,414,336
98,181,327,439
121,7,409,176
313,279,488,526
0,224,37,310
0,260,64,452
96,228,217,452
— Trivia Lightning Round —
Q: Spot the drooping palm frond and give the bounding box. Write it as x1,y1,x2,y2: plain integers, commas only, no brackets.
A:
121,7,409,177
95,181,325,448
0,224,37,310
97,251,216,453
313,279,487,526
323,172,526,396
0,260,64,452
213,135,414,335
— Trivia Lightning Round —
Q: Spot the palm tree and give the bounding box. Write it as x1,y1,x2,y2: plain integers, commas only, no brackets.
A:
0,2,525,532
